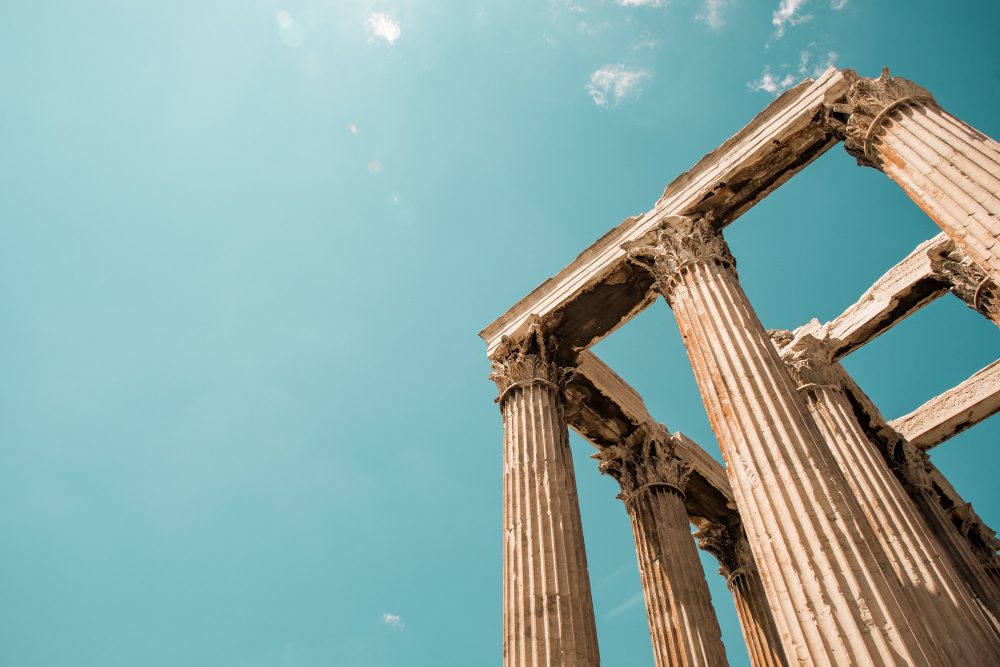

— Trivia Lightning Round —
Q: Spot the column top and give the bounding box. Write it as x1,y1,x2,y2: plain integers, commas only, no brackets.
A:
695,522,755,581
489,316,573,403
623,213,736,300
594,423,692,502
828,67,937,168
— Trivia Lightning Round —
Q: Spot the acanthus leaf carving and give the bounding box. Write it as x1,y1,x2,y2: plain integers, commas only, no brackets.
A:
828,67,937,169
594,423,692,502
930,244,1000,326
694,522,755,580
622,213,735,301
778,332,842,391
489,316,573,402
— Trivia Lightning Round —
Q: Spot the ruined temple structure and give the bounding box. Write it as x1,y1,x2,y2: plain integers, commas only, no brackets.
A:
480,68,1000,666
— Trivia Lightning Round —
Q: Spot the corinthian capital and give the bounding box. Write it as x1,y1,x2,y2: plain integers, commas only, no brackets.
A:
489,317,573,402
828,67,937,169
930,244,1000,325
623,213,735,300
778,333,842,391
695,522,755,580
594,423,692,501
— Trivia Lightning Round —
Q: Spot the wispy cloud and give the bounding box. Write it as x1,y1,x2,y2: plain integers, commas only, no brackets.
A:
748,67,797,94
365,12,401,45
831,0,849,8
798,48,838,78
749,47,838,95
616,0,664,6
382,611,404,628
772,0,811,39
586,64,649,107
604,592,644,620
697,0,730,30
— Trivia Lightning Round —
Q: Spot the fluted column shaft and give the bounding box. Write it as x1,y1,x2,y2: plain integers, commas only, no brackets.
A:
492,324,600,666
730,569,787,667
780,337,1000,650
905,456,1000,627
626,216,998,665
836,69,1000,284
596,427,728,667
697,524,788,667
832,366,1000,626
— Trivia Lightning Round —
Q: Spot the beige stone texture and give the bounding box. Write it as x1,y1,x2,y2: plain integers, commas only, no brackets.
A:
595,425,728,667
491,323,600,666
831,68,1000,285
696,523,788,667
890,359,1000,449
776,330,1000,651
626,214,998,665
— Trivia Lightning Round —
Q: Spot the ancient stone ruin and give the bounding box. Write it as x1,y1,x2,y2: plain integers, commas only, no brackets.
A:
479,67,1000,666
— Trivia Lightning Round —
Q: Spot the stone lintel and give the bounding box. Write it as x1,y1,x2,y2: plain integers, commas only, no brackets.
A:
480,68,848,358
794,234,951,359
565,350,736,524
889,359,1000,449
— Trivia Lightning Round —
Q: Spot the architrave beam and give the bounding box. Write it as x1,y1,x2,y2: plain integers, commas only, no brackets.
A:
565,350,736,524
889,359,1000,450
480,68,848,358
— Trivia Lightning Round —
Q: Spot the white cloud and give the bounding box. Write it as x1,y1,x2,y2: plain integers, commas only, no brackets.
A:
586,64,649,107
368,159,383,175
616,0,663,5
748,67,797,94
365,12,401,45
798,48,838,78
348,123,358,135
772,0,811,39
831,0,849,8
748,48,838,96
697,0,730,29
382,611,404,628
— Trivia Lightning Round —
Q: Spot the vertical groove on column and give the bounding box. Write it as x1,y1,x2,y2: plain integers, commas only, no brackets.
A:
786,351,998,662
660,252,972,664
873,107,1000,282
494,325,600,667
675,278,806,658
595,427,729,667
728,570,788,667
694,267,898,663
631,488,728,667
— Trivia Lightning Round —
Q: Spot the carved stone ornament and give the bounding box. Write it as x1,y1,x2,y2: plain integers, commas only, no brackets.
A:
593,423,692,502
489,317,572,402
695,522,755,580
623,213,735,300
930,245,1000,325
891,441,934,493
780,334,842,391
829,67,938,169
949,503,1000,568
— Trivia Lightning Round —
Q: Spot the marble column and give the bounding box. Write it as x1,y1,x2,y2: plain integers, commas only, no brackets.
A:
778,333,1000,644
930,243,1000,327
889,435,1000,625
831,68,1000,284
625,214,1000,665
695,522,788,667
490,321,600,666
832,365,1000,628
594,424,728,667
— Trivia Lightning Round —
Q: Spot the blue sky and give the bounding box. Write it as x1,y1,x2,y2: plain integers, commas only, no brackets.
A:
1,1,998,665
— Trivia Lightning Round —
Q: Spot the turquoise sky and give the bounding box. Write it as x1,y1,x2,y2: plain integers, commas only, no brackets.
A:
2,2,998,665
